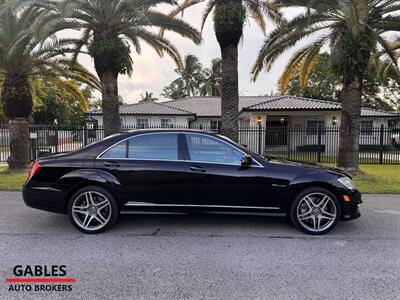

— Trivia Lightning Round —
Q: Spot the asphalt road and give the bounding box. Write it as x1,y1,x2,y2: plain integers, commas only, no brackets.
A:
0,192,399,300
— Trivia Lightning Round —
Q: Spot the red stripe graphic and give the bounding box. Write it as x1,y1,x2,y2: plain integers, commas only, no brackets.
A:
5,278,76,283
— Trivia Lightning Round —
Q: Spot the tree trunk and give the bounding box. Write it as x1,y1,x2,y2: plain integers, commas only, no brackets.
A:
99,69,121,136
8,118,30,170
337,71,363,173
214,0,244,142
219,45,239,141
2,74,32,170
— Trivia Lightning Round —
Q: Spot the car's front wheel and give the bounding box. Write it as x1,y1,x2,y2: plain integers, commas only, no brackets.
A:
68,186,119,234
290,187,341,235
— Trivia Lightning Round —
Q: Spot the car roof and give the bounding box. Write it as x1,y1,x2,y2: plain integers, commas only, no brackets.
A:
126,128,216,134
63,129,218,159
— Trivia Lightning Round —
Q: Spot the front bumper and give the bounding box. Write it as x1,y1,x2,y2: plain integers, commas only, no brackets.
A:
340,190,362,221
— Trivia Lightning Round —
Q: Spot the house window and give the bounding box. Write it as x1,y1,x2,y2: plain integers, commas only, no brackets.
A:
360,121,373,135
136,118,149,129
210,120,221,132
161,118,173,128
306,120,325,136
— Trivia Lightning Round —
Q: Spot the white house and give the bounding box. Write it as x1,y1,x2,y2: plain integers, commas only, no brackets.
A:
86,96,399,154
87,95,398,129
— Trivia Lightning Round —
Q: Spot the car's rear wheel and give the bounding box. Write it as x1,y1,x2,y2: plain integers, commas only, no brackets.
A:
290,187,340,235
68,186,118,234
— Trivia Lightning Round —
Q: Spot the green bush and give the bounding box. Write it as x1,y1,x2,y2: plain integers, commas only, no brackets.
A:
296,145,326,153
359,145,394,152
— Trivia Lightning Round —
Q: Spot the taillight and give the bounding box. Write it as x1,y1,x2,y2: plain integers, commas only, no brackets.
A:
28,162,42,181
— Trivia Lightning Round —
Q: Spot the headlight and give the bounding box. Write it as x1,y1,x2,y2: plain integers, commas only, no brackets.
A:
338,177,355,191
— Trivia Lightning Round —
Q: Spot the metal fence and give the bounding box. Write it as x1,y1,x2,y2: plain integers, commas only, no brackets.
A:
0,123,399,164
240,125,400,164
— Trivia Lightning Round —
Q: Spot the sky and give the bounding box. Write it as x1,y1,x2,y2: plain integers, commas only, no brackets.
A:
67,5,298,104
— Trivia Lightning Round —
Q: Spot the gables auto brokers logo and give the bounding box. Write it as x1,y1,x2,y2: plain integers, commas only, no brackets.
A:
4,265,76,293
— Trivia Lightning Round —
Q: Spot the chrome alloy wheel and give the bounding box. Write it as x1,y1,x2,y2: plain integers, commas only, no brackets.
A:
296,192,337,233
71,191,112,231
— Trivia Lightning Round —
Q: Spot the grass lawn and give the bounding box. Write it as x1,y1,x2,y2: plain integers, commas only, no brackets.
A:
352,165,400,194
0,165,399,194
268,153,398,164
0,166,27,191
0,146,10,153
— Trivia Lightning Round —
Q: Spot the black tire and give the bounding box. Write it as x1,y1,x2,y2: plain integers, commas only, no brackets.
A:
290,187,341,235
68,186,119,234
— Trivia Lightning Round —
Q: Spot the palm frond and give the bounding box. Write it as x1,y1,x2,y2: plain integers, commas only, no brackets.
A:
132,28,183,68
47,77,89,111
145,11,201,44
200,0,217,33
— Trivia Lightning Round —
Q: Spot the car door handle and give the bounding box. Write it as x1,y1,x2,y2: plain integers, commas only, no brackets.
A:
190,165,206,173
104,161,120,168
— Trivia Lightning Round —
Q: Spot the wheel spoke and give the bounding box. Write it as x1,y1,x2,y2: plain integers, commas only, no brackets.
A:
298,210,312,220
312,216,317,230
96,200,110,211
318,196,330,209
95,214,106,225
320,215,333,221
317,217,322,230
72,205,87,215
82,215,94,228
303,196,315,209
321,209,335,218
300,215,313,221
85,192,95,206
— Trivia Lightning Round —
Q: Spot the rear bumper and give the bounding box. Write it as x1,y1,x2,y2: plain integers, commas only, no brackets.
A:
340,190,362,221
22,184,67,214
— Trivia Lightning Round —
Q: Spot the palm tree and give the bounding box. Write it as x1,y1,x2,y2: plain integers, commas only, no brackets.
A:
0,1,99,170
252,0,400,173
161,80,187,100
139,91,158,102
166,0,282,141
50,0,201,137
375,37,400,82
200,58,222,96
170,54,204,97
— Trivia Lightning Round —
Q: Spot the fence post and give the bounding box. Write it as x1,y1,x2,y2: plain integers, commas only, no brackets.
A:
55,125,59,154
83,123,88,146
287,126,291,159
317,125,322,163
258,123,262,155
379,124,384,164
29,127,37,161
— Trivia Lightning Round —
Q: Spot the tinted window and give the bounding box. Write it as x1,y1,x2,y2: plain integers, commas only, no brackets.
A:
128,134,178,160
186,134,243,164
101,141,127,158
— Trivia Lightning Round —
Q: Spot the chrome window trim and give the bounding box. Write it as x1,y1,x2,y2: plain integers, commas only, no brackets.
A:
184,132,263,167
96,131,263,168
96,132,179,160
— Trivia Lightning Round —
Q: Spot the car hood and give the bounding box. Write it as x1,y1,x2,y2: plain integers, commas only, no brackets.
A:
264,156,351,178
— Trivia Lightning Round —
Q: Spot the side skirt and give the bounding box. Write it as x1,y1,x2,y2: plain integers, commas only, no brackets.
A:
120,202,284,217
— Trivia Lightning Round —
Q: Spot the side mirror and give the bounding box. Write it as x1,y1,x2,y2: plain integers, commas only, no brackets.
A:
240,155,253,167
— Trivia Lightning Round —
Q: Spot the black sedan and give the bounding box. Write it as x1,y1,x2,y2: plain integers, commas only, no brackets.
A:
23,129,361,235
